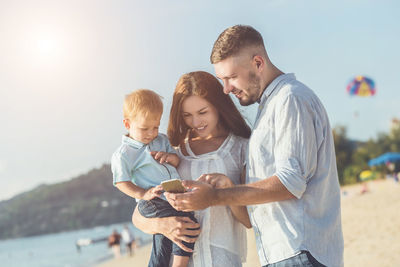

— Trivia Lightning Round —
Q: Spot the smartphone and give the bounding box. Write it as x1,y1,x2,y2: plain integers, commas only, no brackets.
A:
161,179,186,193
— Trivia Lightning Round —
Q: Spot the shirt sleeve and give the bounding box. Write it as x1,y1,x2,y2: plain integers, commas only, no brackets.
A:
273,94,318,199
162,134,178,154
111,152,132,185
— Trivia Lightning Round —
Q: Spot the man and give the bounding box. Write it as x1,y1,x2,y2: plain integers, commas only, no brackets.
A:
165,25,344,267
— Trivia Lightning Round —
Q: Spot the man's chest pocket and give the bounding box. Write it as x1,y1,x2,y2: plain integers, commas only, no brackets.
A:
249,128,274,165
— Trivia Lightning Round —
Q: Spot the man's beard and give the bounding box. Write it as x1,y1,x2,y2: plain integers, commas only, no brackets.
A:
239,71,261,106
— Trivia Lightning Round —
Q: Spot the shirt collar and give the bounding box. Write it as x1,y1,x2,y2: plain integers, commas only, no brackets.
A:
258,73,296,105
122,135,146,149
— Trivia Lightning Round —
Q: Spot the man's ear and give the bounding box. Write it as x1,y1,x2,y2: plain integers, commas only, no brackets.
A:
123,119,130,130
253,55,264,72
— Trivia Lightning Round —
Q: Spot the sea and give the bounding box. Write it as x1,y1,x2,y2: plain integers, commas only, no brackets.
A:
0,222,151,267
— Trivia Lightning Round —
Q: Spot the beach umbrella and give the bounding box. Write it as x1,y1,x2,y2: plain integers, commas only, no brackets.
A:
359,170,377,181
347,76,376,97
368,152,400,166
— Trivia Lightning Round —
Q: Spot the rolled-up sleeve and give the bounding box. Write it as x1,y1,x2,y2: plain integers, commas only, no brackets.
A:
273,94,318,199
111,152,132,185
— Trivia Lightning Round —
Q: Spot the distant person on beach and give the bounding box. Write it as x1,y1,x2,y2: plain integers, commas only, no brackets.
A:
164,25,344,267
121,225,136,256
360,183,369,194
108,229,122,259
111,89,198,267
132,71,252,266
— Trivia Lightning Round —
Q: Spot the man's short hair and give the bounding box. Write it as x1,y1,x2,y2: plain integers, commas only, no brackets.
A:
210,25,265,64
123,89,163,120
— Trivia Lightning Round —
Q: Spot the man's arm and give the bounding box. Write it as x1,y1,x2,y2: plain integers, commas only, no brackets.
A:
196,171,252,228
165,175,295,212
214,175,295,206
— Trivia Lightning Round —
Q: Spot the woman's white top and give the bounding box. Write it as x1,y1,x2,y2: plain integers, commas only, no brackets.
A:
176,133,248,267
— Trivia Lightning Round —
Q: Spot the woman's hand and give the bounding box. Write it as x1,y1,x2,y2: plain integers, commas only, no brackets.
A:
164,180,216,211
131,206,200,252
197,173,234,189
156,216,200,252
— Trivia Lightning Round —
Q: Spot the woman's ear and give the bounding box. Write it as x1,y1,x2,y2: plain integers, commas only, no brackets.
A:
123,119,130,130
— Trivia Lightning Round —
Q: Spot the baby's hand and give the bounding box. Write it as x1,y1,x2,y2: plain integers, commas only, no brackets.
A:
150,152,180,168
150,151,170,164
142,185,163,200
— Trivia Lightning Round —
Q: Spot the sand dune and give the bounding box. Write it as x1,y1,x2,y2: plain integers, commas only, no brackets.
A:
98,178,400,267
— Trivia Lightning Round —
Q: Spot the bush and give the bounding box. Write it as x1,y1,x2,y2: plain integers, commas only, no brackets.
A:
342,165,363,185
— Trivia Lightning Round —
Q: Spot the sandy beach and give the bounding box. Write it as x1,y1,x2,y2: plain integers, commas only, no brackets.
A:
98,178,400,267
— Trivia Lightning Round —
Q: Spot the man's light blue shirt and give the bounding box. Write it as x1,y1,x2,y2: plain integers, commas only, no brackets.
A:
247,73,344,266
111,134,180,191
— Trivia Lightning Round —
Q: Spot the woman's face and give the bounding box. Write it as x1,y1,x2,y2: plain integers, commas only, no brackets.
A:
181,95,220,138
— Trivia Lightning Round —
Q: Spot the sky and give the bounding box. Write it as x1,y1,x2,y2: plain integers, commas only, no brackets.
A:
0,0,399,201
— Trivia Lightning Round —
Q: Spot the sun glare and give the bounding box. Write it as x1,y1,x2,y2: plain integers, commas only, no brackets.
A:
36,37,58,57
25,27,67,67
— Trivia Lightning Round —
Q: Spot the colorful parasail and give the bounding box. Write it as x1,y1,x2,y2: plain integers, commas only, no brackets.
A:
347,76,376,97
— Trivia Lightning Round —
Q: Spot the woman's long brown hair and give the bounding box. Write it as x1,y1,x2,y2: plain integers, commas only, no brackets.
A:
168,71,251,146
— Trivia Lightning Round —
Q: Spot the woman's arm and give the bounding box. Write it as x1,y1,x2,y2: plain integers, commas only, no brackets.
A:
228,168,251,228
229,205,252,228
131,206,200,252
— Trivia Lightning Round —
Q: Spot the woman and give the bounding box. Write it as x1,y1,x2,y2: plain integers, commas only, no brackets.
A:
132,71,252,266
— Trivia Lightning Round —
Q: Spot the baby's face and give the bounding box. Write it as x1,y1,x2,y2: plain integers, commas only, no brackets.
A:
127,115,161,144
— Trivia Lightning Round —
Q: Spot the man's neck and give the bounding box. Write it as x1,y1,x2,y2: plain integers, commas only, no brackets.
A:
258,66,284,100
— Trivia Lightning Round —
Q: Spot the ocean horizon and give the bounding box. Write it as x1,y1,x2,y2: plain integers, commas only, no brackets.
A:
0,222,151,267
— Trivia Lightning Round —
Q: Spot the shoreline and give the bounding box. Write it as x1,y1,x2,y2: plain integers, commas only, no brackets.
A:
97,178,400,267
97,228,260,267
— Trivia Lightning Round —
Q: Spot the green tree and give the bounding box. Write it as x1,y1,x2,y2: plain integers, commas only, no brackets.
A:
333,125,354,185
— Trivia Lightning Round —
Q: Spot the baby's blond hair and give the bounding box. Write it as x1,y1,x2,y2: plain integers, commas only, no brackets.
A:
123,89,163,120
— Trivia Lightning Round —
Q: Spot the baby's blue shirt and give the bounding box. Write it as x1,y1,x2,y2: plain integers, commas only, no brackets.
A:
111,134,180,190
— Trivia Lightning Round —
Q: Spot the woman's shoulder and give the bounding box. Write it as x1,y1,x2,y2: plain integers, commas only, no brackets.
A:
176,141,189,157
226,134,248,161
229,133,249,146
